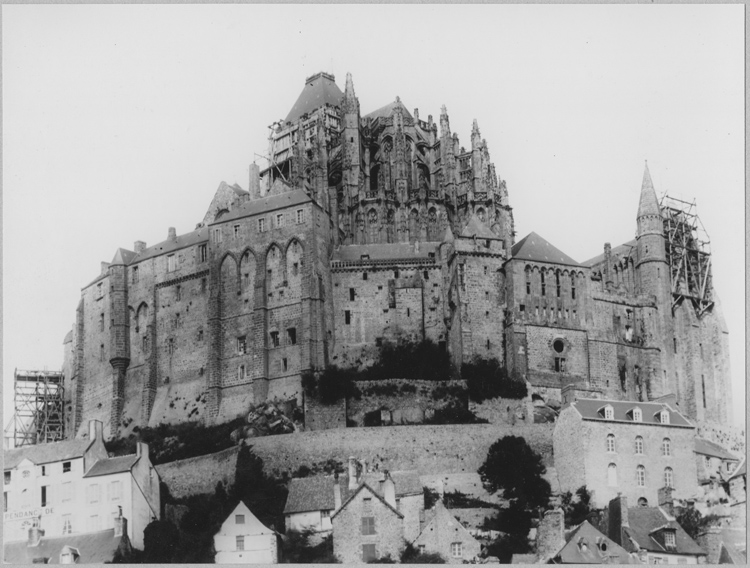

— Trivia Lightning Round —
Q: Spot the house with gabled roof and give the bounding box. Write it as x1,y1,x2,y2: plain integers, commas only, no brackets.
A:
283,457,423,541
694,437,741,483
331,475,404,564
608,495,706,564
412,500,481,562
213,501,280,564
554,397,699,508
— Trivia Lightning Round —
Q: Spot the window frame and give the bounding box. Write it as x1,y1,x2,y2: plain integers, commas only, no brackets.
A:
635,436,644,455
606,434,616,453
236,535,245,551
636,465,646,487
451,542,463,558
361,516,376,536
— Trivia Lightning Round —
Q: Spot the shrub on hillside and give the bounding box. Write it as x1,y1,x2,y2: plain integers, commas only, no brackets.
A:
423,404,488,425
302,366,359,405
463,357,527,402
105,417,246,465
365,340,454,382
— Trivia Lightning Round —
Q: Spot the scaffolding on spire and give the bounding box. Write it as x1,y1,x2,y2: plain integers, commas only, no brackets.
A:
659,194,713,316
6,369,66,449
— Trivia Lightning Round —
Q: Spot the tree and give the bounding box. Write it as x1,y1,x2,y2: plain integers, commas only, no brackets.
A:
477,435,551,509
400,542,446,564
676,507,723,541
142,519,179,563
560,486,596,527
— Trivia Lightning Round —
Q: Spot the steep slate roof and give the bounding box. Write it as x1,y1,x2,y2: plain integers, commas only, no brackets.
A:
460,214,497,240
3,529,129,564
285,72,343,123
364,98,413,121
622,507,705,556
511,232,580,267
557,521,635,564
333,243,439,262
111,248,136,266
331,482,403,520
583,239,637,267
638,162,662,219
694,438,740,461
129,226,208,266
83,454,139,478
284,471,421,515
213,189,312,225
4,439,92,470
570,398,693,428
63,330,73,344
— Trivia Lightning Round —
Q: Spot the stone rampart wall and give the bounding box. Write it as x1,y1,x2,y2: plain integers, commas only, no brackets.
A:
155,424,555,499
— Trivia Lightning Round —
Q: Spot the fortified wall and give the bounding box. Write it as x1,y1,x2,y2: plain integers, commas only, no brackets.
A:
155,423,555,499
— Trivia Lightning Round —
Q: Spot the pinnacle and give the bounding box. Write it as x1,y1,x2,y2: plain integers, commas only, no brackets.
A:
345,72,355,97
637,160,661,218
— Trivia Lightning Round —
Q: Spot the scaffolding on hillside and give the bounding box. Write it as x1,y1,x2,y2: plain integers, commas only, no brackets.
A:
660,194,714,316
9,369,65,448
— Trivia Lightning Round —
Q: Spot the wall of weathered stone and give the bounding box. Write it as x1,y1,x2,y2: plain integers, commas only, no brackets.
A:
347,379,466,426
155,423,555,499
469,396,534,425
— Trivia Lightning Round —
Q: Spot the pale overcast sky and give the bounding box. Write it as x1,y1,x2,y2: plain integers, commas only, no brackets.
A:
3,5,745,426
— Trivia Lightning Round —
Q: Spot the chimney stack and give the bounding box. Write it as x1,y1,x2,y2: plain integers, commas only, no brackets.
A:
134,241,147,254
359,459,368,483
536,509,565,562
27,517,44,547
88,419,103,442
113,506,128,538
249,163,261,199
658,486,674,516
168,227,177,241
382,471,397,509
348,457,358,490
333,473,342,510
136,442,148,458
608,494,629,546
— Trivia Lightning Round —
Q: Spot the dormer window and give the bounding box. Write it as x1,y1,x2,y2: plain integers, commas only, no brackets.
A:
603,405,614,420
596,537,608,553
663,530,676,549
631,407,642,422
576,537,588,552
658,410,670,424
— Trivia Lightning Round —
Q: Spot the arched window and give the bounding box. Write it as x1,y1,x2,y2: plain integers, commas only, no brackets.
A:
556,271,561,297
606,434,616,453
571,273,576,300
386,210,395,243
368,209,379,244
607,463,618,486
664,467,674,488
541,270,546,296
427,208,438,241
662,438,671,457
476,208,486,223
635,436,644,455
409,209,419,243
525,268,531,295
636,465,646,487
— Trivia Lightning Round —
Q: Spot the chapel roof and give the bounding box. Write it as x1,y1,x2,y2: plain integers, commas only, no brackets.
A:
511,231,581,267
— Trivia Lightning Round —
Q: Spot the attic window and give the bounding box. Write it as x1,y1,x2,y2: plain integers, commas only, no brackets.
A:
63,462,71,473
658,410,670,424
603,405,614,420
235,514,245,524
361,254,370,261
631,408,642,422
663,530,676,549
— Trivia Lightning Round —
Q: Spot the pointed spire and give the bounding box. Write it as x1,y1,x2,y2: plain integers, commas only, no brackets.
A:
440,105,450,136
345,72,355,98
637,160,661,218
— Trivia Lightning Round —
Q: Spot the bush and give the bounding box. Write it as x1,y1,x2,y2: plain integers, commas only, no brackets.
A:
282,530,338,564
303,366,357,404
105,417,247,465
463,357,528,402
560,486,597,527
364,340,455,382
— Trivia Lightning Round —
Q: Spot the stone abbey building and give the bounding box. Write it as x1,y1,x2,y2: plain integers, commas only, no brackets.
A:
62,72,731,439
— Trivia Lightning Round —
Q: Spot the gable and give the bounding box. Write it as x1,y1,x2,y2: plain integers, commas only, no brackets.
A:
217,501,273,537
511,231,580,267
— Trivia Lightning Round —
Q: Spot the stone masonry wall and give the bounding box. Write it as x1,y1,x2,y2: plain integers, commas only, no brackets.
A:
154,423,555,499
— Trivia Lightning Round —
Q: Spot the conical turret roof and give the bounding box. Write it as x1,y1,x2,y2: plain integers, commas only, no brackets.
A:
637,161,662,218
